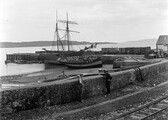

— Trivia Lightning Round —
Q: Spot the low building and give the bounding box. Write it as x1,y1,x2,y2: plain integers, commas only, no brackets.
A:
156,35,168,52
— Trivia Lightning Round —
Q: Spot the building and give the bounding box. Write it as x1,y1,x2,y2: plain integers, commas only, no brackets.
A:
101,48,119,54
156,35,168,52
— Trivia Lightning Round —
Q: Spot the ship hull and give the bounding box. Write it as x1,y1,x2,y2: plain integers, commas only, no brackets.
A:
65,60,103,69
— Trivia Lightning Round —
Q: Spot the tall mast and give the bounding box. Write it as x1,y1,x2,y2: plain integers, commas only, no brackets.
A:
51,10,59,51
66,12,70,51
56,10,59,51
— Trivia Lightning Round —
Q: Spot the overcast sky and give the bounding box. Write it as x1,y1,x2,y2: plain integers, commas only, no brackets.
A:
0,0,168,43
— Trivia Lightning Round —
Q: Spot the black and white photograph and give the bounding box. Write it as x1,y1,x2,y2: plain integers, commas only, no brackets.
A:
0,0,168,119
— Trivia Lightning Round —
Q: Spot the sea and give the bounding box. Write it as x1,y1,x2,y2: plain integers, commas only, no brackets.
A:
0,41,156,76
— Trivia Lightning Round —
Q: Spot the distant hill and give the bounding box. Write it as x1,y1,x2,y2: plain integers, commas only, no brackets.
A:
0,40,116,48
117,39,157,49
0,39,157,48
122,38,157,44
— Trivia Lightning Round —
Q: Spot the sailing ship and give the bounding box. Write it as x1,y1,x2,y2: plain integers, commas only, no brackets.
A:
40,12,79,65
43,12,102,68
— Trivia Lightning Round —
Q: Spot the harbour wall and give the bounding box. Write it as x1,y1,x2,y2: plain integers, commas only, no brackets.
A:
1,60,168,114
5,53,43,64
101,54,144,64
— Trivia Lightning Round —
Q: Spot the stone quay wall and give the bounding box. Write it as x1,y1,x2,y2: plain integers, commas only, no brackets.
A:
1,60,168,115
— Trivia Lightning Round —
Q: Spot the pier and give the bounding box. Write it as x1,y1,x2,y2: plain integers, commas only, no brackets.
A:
5,53,43,64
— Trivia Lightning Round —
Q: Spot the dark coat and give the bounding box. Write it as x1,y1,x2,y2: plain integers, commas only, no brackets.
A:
105,72,112,94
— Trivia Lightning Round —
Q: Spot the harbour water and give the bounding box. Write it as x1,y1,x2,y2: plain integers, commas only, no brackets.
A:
0,42,156,76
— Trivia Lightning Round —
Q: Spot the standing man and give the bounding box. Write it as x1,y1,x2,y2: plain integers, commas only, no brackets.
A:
77,74,84,102
104,70,112,94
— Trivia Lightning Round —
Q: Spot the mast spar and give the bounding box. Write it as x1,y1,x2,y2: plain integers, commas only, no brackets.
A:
66,12,70,51
58,12,79,51
52,10,66,51
51,10,60,51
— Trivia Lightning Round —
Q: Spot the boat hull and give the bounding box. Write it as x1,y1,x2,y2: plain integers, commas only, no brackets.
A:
65,60,103,69
44,60,63,65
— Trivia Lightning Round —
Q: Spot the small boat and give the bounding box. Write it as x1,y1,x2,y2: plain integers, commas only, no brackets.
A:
64,56,102,69
14,60,27,64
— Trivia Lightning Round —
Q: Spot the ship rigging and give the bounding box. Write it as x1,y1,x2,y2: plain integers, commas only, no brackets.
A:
43,12,79,52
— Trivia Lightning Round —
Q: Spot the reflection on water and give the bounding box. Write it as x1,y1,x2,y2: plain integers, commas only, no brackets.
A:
3,63,45,76
44,62,67,70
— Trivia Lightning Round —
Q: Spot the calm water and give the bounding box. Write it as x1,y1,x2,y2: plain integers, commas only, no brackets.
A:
0,42,156,76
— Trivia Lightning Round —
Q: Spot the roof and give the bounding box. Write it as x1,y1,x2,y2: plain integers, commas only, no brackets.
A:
156,35,168,45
